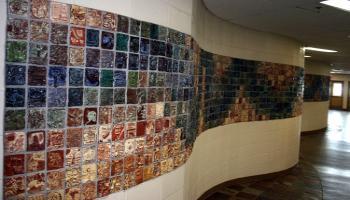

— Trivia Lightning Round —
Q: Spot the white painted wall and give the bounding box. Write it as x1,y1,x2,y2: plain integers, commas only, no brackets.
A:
331,74,350,110
301,60,330,132
0,0,304,200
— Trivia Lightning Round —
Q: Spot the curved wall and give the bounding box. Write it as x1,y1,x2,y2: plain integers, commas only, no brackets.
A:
0,0,304,200
302,60,330,132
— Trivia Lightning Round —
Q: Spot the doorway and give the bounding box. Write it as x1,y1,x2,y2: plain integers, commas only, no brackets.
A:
330,81,344,109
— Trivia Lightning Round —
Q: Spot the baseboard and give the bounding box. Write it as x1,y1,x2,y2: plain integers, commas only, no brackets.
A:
330,108,348,111
197,165,296,200
301,127,327,136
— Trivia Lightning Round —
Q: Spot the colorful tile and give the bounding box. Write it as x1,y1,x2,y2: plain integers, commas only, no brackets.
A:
114,88,125,104
31,0,49,19
8,0,29,16
27,130,45,151
48,66,66,87
87,29,100,47
100,88,114,105
26,173,45,193
70,27,85,46
7,18,28,39
65,167,81,187
87,8,102,27
84,88,98,105
68,88,84,106
70,5,86,25
102,12,117,31
67,108,83,127
6,41,27,63
69,68,84,86
6,64,26,85
84,107,98,125
85,68,99,86
26,151,45,172
48,88,67,107
47,130,64,150
115,52,128,68
4,176,25,199
6,88,25,107
118,15,129,33
30,21,49,42
27,109,45,129
86,48,100,67
4,131,25,153
66,128,82,148
47,170,65,190
116,33,129,51
99,125,112,142
82,182,97,200
4,154,25,176
114,70,126,87
47,109,65,128
69,47,84,66
101,50,114,68
100,31,114,51
128,71,138,87
51,2,69,23
51,24,68,44
49,45,68,66
66,148,82,167
28,88,46,107
29,43,48,65
100,69,114,87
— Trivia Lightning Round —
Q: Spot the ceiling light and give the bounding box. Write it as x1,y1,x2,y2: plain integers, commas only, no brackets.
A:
321,0,350,12
303,47,338,53
304,55,312,58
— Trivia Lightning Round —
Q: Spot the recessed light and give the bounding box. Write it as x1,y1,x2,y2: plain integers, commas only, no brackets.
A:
304,55,312,58
321,0,350,12
303,47,338,53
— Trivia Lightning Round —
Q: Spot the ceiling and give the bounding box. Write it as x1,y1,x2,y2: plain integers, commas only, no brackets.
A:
203,0,350,72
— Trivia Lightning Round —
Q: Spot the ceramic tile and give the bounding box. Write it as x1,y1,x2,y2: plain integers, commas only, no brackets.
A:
27,109,45,129
99,124,112,142
86,29,100,47
4,154,25,176
30,21,49,42
100,69,114,87
65,187,81,200
115,52,128,68
4,176,25,199
28,66,46,86
85,68,99,86
70,5,86,25
31,0,49,19
101,31,114,49
66,148,82,167
47,130,64,150
83,126,97,145
49,45,68,65
67,108,83,126
116,33,129,51
6,64,26,85
48,88,66,107
69,68,84,86
101,50,115,68
69,47,84,66
28,87,46,107
6,88,25,107
68,88,84,106
102,12,117,31
114,70,126,86
7,18,28,39
86,48,100,67
6,41,27,63
66,128,82,148
26,173,45,193
128,53,139,70
86,8,102,27
84,88,98,105
65,167,81,187
84,107,98,125
82,182,97,200
82,163,97,183
29,43,48,65
70,27,85,46
47,109,65,128
8,0,29,16
4,131,25,153
26,151,45,172
51,2,69,23
100,88,114,105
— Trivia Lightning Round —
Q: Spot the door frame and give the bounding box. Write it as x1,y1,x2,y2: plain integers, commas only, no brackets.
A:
330,80,344,110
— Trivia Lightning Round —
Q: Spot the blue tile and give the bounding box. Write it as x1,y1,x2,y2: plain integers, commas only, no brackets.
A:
86,29,100,47
6,88,25,107
115,52,128,69
85,68,99,86
101,31,114,50
48,67,66,87
114,70,126,87
6,64,26,85
28,88,46,107
68,88,83,106
69,68,84,86
128,53,139,70
48,88,66,107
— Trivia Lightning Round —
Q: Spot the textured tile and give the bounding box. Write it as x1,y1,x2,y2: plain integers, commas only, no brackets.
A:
6,41,27,63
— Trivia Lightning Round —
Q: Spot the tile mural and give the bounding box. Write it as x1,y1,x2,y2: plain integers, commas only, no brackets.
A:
304,74,330,102
4,0,304,199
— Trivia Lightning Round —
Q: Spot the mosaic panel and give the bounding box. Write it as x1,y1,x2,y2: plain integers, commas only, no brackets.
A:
304,74,330,102
4,0,304,199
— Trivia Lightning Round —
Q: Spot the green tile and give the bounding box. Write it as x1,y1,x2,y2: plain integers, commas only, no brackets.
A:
6,41,27,63
84,88,98,106
100,70,114,87
5,110,25,131
116,33,129,51
128,71,138,87
100,88,114,106
47,109,65,129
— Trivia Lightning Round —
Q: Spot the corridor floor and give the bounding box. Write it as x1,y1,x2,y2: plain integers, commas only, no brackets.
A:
201,110,350,200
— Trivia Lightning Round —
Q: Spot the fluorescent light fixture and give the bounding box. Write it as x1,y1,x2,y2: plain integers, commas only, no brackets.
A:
321,0,350,12
303,47,338,53
304,55,312,58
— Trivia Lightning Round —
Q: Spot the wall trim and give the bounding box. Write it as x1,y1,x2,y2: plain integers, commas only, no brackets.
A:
301,127,327,136
197,165,297,200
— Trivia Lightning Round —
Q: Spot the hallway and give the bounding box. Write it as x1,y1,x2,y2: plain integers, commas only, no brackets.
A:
301,110,350,200
201,110,350,200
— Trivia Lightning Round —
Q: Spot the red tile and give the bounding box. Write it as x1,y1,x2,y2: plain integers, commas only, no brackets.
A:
4,154,25,176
